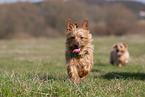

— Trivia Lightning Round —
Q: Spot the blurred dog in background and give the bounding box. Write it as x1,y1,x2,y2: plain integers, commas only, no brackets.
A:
110,43,130,67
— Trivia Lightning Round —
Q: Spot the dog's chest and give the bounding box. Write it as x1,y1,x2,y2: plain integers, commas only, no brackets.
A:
73,55,92,67
118,51,129,61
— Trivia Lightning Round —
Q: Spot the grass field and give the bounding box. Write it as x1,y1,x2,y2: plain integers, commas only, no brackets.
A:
0,35,145,96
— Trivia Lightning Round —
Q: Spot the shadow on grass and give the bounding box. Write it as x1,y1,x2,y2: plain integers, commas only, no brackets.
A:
91,69,102,72
94,62,110,67
101,72,145,80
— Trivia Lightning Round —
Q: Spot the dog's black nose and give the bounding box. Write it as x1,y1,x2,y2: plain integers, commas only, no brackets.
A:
116,49,119,52
74,43,79,48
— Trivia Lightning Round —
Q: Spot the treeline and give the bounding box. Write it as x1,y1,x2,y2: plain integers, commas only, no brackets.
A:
0,0,145,39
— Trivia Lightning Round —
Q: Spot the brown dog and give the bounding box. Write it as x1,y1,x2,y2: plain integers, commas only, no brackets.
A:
110,43,130,67
65,19,94,83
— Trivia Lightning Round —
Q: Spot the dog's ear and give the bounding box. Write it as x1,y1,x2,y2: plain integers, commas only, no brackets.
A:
113,44,117,49
75,22,79,28
81,19,88,30
67,19,74,33
123,43,128,48
112,44,117,51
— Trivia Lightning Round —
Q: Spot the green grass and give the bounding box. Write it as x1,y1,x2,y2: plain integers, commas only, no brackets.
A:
0,35,145,96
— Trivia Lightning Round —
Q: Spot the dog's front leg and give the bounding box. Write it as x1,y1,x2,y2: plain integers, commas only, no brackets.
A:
79,64,92,81
67,65,80,83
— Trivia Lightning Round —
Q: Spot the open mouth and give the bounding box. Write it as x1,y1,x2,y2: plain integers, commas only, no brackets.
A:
117,51,121,55
72,48,81,53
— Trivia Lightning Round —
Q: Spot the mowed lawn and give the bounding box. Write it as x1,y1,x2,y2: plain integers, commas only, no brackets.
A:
0,35,145,96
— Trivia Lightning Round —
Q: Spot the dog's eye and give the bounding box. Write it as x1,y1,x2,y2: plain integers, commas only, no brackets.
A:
80,37,84,39
71,37,75,39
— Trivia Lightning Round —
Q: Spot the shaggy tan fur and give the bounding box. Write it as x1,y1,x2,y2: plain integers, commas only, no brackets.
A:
110,43,130,67
65,19,94,83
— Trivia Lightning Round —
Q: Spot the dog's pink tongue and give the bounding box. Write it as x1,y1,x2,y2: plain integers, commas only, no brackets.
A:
73,48,80,53
117,51,121,55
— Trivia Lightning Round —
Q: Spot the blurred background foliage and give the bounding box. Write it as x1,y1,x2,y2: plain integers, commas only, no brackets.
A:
0,0,145,39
